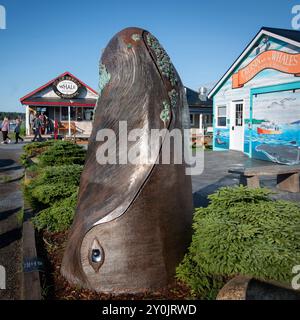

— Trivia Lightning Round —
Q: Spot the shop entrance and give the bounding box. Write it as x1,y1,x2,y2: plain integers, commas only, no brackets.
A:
230,101,244,151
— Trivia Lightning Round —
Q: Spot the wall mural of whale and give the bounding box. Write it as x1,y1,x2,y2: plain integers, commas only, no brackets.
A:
255,144,300,165
61,27,193,293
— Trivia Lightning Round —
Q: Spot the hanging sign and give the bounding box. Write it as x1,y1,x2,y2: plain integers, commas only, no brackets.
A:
232,50,300,89
53,76,82,98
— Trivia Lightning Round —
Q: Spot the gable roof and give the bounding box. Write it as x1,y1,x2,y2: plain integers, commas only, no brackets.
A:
208,27,300,99
20,71,98,103
185,87,212,107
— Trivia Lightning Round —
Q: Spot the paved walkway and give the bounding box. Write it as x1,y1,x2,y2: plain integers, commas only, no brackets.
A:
0,143,25,300
192,150,300,207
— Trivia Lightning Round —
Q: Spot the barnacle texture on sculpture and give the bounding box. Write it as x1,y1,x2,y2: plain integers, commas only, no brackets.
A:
61,27,193,293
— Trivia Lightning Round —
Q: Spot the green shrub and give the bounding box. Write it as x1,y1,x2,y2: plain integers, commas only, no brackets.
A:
30,164,83,186
38,141,86,166
30,183,78,206
24,164,83,209
22,140,56,158
32,192,78,232
21,141,56,167
176,186,300,299
22,141,86,232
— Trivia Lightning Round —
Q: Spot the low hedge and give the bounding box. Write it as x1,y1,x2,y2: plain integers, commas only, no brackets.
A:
176,186,300,299
22,140,86,233
32,192,78,232
38,141,86,166
24,164,83,210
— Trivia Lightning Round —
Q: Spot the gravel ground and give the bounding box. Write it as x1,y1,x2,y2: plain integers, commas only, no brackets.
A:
0,143,25,300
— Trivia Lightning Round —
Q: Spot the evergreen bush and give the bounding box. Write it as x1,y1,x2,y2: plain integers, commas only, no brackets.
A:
176,186,300,299
32,192,78,232
24,164,83,209
38,141,86,166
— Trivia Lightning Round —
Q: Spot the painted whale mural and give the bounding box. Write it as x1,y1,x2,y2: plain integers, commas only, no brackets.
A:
251,89,300,165
256,144,300,165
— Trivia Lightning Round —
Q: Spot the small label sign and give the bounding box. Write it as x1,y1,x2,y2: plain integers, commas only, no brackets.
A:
23,258,44,273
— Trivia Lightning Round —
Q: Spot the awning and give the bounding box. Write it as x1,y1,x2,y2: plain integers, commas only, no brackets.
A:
21,97,97,107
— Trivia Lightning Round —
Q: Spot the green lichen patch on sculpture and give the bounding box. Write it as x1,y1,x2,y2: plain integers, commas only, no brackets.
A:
160,101,170,126
131,34,141,41
168,89,178,109
146,33,178,87
99,63,111,95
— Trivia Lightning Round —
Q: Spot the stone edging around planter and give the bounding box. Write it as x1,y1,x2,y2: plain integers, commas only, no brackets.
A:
21,209,42,300
217,276,300,300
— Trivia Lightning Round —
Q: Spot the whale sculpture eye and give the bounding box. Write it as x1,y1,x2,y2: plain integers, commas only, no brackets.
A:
92,249,102,263
88,238,104,272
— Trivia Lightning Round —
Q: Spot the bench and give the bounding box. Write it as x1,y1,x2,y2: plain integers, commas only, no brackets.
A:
58,122,85,141
228,165,300,193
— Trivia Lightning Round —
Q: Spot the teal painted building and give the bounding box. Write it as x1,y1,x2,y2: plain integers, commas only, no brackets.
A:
208,27,300,165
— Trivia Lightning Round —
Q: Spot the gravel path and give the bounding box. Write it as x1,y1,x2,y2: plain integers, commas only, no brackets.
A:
0,143,25,300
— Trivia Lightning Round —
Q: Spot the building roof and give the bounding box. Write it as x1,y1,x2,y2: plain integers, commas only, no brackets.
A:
185,87,212,108
262,27,300,43
208,27,300,99
20,71,98,105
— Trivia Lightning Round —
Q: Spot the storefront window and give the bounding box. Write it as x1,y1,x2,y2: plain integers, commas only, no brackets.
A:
47,107,55,120
77,107,83,121
36,107,47,114
217,106,227,127
190,114,195,126
84,108,94,121
70,107,76,121
54,107,60,121
61,107,68,121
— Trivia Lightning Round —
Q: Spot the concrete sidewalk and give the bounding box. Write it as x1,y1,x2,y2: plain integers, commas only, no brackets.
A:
0,143,25,300
192,150,300,208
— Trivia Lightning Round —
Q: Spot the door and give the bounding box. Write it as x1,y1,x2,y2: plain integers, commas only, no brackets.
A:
230,101,244,151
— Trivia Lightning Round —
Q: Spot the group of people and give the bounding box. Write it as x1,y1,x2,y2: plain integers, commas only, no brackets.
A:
29,112,54,142
0,117,24,144
1,112,56,145
29,111,54,135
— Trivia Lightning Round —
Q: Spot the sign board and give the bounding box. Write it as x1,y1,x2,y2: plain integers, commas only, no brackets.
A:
232,50,300,88
53,76,81,98
23,257,44,273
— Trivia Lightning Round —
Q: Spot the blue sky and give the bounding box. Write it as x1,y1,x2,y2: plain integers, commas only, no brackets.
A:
0,0,297,112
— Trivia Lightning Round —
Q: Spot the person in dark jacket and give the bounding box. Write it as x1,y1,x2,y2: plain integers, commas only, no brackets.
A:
14,118,24,144
31,115,43,142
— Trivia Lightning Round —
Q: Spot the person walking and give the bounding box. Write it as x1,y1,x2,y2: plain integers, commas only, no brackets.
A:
31,114,43,142
1,117,11,144
39,113,46,134
29,109,35,134
14,118,24,144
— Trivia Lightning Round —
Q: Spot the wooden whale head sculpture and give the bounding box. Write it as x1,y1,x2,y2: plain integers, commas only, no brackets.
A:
61,27,193,293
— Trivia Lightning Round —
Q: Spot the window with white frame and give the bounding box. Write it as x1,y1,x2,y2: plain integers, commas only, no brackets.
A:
217,106,227,127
